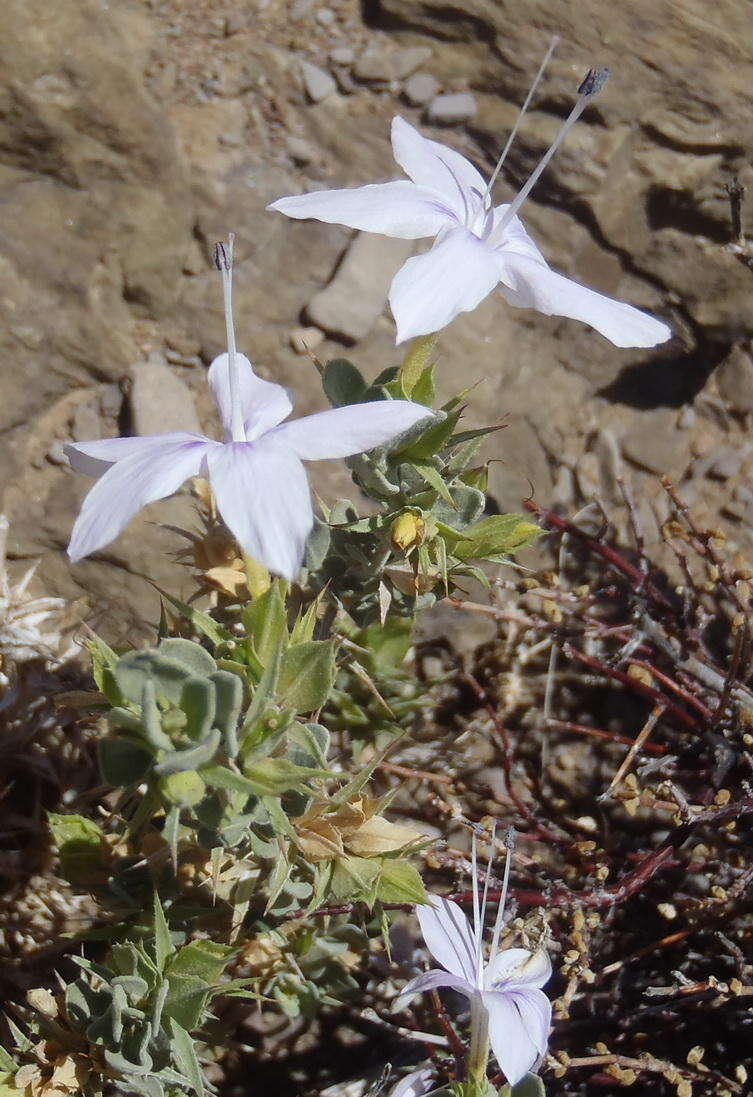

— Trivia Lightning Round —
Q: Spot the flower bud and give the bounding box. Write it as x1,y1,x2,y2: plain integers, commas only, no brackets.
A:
390,511,426,553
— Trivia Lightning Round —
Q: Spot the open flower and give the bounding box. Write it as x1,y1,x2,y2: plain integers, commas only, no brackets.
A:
66,235,432,578
400,835,551,1087
269,101,671,349
65,354,432,579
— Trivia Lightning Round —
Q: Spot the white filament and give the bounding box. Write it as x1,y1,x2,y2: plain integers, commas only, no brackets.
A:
483,35,560,210
489,829,515,966
219,233,246,443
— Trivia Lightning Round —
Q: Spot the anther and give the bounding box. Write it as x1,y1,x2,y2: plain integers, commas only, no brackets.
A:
578,66,611,97
492,65,610,242
213,240,231,273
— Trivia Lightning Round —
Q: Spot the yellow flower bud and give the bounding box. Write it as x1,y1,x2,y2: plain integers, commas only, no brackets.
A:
390,511,426,552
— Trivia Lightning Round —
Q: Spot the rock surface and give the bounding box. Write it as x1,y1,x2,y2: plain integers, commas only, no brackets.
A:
2,0,753,639
305,233,415,342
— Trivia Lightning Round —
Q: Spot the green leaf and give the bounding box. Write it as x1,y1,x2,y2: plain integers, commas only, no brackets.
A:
210,670,244,758
242,638,283,733
201,764,261,799
331,854,381,902
162,974,210,1032
396,408,459,461
358,616,413,670
500,1074,546,1097
397,333,436,396
445,514,540,560
168,939,232,984
153,892,173,973
159,638,218,676
322,359,367,406
163,804,180,868
376,858,427,904
85,633,119,697
48,812,106,887
99,736,153,786
278,640,337,713
155,590,232,646
242,581,288,665
410,458,454,504
243,757,332,795
169,1020,205,1097
154,728,222,776
410,361,437,406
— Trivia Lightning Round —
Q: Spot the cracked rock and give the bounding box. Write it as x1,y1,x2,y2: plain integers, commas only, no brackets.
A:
426,92,477,124
129,355,201,437
305,233,414,342
300,60,337,103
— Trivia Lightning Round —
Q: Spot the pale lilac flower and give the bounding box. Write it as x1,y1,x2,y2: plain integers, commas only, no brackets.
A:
269,70,671,349
401,833,551,1087
387,1068,435,1097
65,241,432,578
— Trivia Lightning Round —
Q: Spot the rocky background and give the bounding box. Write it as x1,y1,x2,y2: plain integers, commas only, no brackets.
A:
2,0,753,641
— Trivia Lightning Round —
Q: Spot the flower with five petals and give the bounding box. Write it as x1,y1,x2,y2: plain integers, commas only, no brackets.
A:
269,113,671,350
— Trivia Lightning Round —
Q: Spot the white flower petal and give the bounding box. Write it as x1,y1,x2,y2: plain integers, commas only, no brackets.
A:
498,252,672,349
490,207,548,263
65,433,208,478
271,400,433,460
268,180,453,239
415,897,478,984
399,969,474,1001
68,439,211,562
483,990,541,1086
391,116,486,223
389,227,502,343
208,353,294,441
389,1068,435,1097
508,987,552,1060
207,441,313,580
485,947,552,991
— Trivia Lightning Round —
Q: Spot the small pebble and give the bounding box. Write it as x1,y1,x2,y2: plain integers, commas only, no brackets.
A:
285,135,316,166
289,326,326,354
315,7,336,26
403,72,440,107
329,46,355,65
391,45,432,79
224,10,247,35
300,60,337,103
47,440,68,466
426,92,477,124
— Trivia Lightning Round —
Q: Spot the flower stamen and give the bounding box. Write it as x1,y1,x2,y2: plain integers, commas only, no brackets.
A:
482,35,560,211
489,827,515,967
493,66,610,241
214,234,246,443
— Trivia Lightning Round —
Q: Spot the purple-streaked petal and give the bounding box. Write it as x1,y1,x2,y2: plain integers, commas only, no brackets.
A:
68,440,211,562
271,401,433,460
485,947,552,991
391,116,486,224
65,433,209,478
208,353,294,441
207,441,313,580
389,1068,435,1097
399,969,474,1001
415,897,478,984
490,207,548,263
389,227,502,344
482,990,541,1086
508,987,552,1060
498,253,672,349
267,180,453,239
